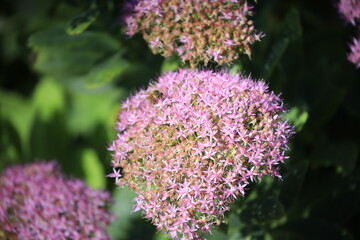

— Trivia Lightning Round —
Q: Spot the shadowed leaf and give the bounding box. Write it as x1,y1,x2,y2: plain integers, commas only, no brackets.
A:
262,38,289,79
84,53,129,88
311,140,358,175
240,196,286,225
66,8,99,35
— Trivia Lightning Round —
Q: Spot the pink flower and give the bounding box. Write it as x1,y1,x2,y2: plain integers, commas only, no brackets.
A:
109,69,294,239
338,0,360,25
106,167,123,182
0,161,112,240
122,0,263,66
348,36,360,68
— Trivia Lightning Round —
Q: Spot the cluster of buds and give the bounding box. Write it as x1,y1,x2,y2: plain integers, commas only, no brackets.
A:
0,161,112,240
109,69,294,239
338,0,360,68
123,0,263,67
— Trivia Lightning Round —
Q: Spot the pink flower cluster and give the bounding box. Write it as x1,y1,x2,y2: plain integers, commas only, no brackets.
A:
338,0,360,68
109,69,294,239
123,0,263,67
348,37,360,67
338,0,360,25
0,161,112,240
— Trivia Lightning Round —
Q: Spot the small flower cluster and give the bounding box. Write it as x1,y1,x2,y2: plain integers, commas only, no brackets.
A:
0,161,112,240
348,37,360,67
338,0,360,68
123,0,263,67
338,0,360,25
109,69,294,239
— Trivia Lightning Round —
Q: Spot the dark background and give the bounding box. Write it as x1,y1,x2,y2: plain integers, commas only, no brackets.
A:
0,0,359,239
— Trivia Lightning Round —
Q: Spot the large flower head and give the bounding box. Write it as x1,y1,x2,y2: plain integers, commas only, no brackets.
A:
0,161,112,240
338,0,360,25
123,0,263,67
109,69,294,239
348,36,360,68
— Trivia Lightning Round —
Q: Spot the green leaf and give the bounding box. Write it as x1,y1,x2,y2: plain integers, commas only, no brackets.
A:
108,187,141,240
262,38,289,80
280,8,302,41
161,57,180,73
308,171,360,223
227,213,244,240
29,28,119,51
32,48,101,79
270,218,352,240
80,148,106,189
285,105,309,132
83,53,129,88
32,77,65,122
29,28,121,81
310,87,345,125
153,231,170,240
0,90,35,154
310,140,358,175
240,196,286,225
206,229,229,240
66,8,99,35
279,161,309,209
67,85,125,136
230,63,243,75
1,121,22,165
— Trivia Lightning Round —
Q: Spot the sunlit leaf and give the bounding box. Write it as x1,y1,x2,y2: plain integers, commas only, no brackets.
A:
153,231,169,240
230,63,243,75
161,57,180,73
67,85,125,136
285,105,309,132
80,148,106,189
32,77,65,122
0,90,35,154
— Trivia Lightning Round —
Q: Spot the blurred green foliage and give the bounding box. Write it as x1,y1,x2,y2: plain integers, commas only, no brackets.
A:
0,0,359,239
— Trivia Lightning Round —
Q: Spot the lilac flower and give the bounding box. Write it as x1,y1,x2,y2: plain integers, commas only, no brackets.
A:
338,0,360,25
122,0,263,67
109,69,294,239
0,161,112,240
337,0,360,67
348,36,360,68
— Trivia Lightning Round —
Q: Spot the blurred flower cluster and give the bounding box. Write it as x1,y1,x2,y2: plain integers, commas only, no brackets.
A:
338,0,360,25
109,69,294,239
123,0,263,67
338,0,360,68
348,37,360,68
0,161,112,240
